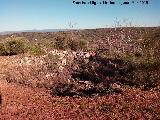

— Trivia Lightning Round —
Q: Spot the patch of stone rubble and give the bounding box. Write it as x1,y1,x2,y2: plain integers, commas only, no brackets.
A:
4,49,96,86
11,49,96,71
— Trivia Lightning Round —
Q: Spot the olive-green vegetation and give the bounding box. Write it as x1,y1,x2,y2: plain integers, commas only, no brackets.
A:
0,35,28,56
54,36,88,51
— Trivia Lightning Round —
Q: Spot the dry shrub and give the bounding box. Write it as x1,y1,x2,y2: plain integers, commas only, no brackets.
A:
132,63,160,90
51,54,129,97
78,39,88,50
4,63,56,89
3,53,72,90
142,28,160,64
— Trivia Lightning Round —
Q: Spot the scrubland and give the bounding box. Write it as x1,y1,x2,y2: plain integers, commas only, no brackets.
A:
0,27,160,119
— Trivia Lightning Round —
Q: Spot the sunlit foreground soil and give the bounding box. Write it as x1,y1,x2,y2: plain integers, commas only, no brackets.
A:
0,79,160,120
0,54,160,120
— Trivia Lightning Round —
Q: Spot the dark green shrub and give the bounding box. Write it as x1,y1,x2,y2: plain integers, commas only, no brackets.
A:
5,40,24,55
67,39,88,51
51,83,75,96
5,39,27,55
68,40,79,51
0,36,29,56
72,54,135,87
51,53,135,97
54,36,67,50
132,63,160,90
0,43,7,56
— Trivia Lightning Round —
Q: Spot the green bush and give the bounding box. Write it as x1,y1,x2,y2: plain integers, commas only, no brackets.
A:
53,36,88,51
35,38,55,49
0,43,7,56
5,40,25,55
68,40,79,51
54,36,67,50
3,36,28,56
29,45,46,55
67,39,88,51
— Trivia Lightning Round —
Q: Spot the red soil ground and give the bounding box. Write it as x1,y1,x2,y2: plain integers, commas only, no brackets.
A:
0,79,160,120
0,55,160,120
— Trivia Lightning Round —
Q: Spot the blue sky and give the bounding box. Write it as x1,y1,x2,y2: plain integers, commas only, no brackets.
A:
0,0,159,32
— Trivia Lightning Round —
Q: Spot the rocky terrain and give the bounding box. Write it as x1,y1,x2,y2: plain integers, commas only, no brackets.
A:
0,27,160,119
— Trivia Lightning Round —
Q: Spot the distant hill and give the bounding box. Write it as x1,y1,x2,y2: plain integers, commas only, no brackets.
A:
0,29,73,35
